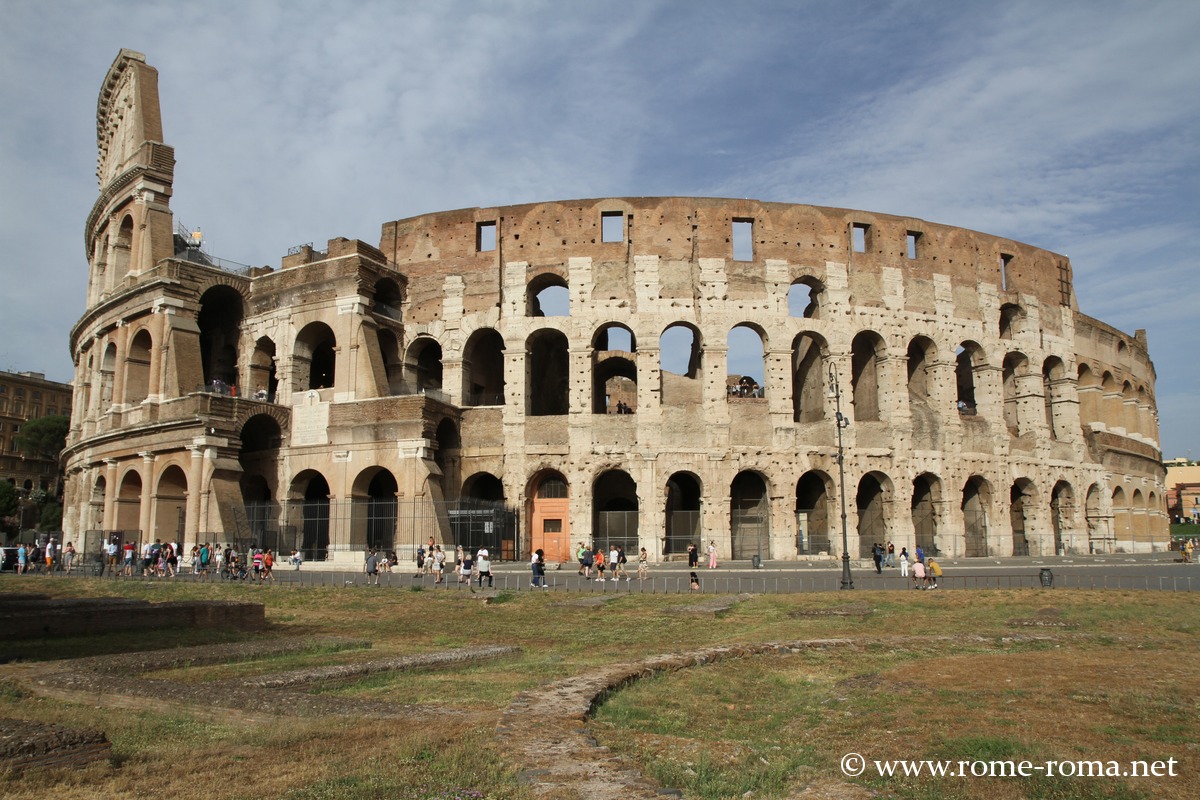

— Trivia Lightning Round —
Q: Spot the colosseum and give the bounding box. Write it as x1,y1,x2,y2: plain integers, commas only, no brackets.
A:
61,50,1168,567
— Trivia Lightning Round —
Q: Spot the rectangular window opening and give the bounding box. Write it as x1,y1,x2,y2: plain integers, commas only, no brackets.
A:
543,519,562,533
906,231,921,260
476,221,497,252
732,218,753,261
1000,253,1013,291
601,211,624,243
852,223,869,253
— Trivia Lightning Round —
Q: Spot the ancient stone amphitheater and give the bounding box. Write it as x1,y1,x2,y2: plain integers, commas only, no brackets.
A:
61,50,1167,569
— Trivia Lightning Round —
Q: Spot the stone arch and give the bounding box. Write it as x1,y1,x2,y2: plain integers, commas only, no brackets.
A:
198,284,244,389
377,329,403,395
1121,380,1139,436
1009,478,1038,556
463,328,506,407
791,332,827,423
290,470,331,561
153,464,188,540
124,327,153,404
855,471,891,557
1101,371,1121,431
999,303,1024,340
956,340,986,414
1086,483,1105,552
463,472,506,503
434,418,461,499
962,475,991,557
1050,480,1074,554
405,335,443,394
911,473,942,557
787,276,824,319
1111,485,1131,552
528,273,569,317
527,328,570,416
115,468,142,535
373,276,403,319
99,341,116,407
1131,487,1148,549
88,474,107,532
665,471,703,557
796,470,834,555
660,323,703,407
851,330,885,421
1042,356,1067,439
249,336,278,400
594,469,639,555
111,214,133,284
1002,351,1030,435
727,323,767,398
295,322,337,390
529,469,570,563
731,470,770,560
593,323,638,414
906,335,937,401
351,467,398,552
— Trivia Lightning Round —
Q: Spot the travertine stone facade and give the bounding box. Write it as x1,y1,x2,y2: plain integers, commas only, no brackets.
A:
61,51,1168,565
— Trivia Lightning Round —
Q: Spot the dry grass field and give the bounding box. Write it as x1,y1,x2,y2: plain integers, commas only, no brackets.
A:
0,579,1195,800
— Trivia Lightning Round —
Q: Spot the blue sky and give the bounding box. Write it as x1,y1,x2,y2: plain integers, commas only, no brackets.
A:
2,0,1197,456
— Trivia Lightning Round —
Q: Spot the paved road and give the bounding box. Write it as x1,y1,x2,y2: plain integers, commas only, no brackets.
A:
49,551,1193,594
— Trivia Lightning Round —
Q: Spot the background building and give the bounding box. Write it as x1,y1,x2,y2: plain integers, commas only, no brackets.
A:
0,369,72,494
61,50,1169,565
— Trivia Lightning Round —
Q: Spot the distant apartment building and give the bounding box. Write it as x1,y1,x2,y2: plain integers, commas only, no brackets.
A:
0,370,73,493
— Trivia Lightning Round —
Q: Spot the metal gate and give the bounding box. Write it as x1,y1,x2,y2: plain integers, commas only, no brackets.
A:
1010,503,1029,556
731,509,768,560
912,502,936,556
964,508,988,557
665,510,699,557
595,510,639,556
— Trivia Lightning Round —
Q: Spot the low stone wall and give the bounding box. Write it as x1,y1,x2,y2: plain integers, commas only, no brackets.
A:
0,596,265,641
0,719,111,772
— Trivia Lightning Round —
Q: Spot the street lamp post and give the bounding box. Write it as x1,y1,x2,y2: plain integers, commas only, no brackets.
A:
828,362,854,590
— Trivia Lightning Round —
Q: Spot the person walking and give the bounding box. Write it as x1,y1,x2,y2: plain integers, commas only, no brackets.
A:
872,543,883,575
637,547,649,580
432,545,446,584
364,549,380,585
885,541,895,568
898,547,909,577
614,545,629,581
63,541,77,575
475,547,493,588
707,541,718,569
687,543,698,569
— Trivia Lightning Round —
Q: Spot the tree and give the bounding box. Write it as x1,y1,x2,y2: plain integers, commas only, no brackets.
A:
0,481,18,538
14,414,70,461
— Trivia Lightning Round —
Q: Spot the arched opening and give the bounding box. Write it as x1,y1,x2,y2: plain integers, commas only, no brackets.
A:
111,215,133,283
124,329,153,404
374,277,403,320
153,465,188,540
855,472,888,558
528,273,569,316
787,277,823,319
962,476,991,557
796,471,832,555
526,329,570,416
295,322,337,390
434,418,461,497
1086,483,1104,553
1043,357,1066,439
101,342,117,407
1003,352,1029,435
1010,479,1036,556
660,323,703,406
1051,481,1074,555
911,473,940,557
906,336,936,401
463,328,506,406
1077,363,1101,428
851,331,884,422
1131,488,1148,549
88,475,107,532
291,471,330,561
115,469,142,535
726,324,766,399
665,472,702,557
1121,381,1139,436
405,337,443,394
198,285,244,390
730,471,770,560
352,468,398,552
791,332,826,423
999,303,1023,340
530,470,570,563
1111,486,1131,552
456,472,512,559
956,342,984,414
249,337,278,400
239,414,281,543
593,324,637,414
594,470,639,556
377,330,403,395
